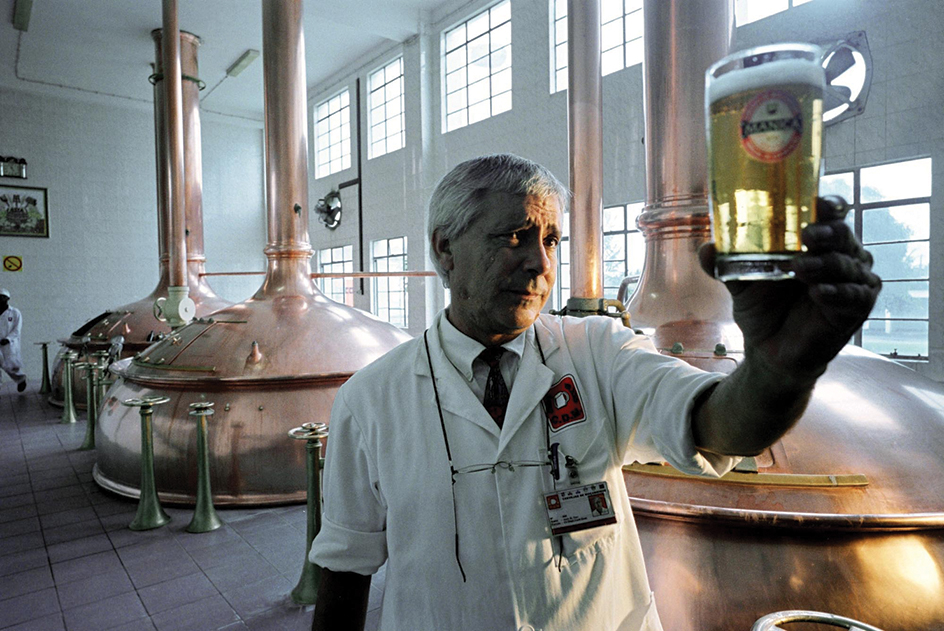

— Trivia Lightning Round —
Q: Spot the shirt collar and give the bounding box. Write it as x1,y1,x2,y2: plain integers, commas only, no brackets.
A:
438,310,528,383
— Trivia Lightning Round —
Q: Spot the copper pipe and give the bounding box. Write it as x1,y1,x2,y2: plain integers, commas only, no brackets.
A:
567,0,603,299
625,0,735,339
161,0,187,289
200,271,438,279
258,0,314,300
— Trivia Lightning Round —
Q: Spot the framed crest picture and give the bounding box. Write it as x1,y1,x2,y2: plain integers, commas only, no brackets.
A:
0,184,49,238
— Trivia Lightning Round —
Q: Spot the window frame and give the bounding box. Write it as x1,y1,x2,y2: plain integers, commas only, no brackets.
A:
370,236,409,328
368,56,405,160
441,0,513,133
317,245,355,307
313,88,352,179
821,157,932,360
549,0,644,94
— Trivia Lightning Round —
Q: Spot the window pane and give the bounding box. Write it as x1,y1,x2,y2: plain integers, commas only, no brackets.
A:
870,281,929,320
490,0,510,27
820,171,853,200
445,24,466,51
601,0,622,22
869,241,929,280
604,233,626,260
862,204,930,243
861,158,932,203
604,260,626,288
604,206,625,232
627,232,645,276
602,47,622,76
492,91,512,115
862,319,927,358
468,11,489,39
625,38,643,68
601,19,623,52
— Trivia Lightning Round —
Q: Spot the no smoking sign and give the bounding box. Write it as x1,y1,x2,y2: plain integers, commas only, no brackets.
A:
3,256,23,272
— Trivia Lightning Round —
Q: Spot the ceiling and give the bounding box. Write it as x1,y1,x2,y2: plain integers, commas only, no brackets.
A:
0,0,461,121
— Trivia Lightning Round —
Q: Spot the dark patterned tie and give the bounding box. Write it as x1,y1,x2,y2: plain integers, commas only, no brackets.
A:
480,347,509,428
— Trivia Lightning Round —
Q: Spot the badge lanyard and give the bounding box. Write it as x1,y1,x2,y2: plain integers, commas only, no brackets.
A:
423,327,566,581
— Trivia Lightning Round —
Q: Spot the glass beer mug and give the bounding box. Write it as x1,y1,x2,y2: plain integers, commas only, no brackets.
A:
705,43,825,281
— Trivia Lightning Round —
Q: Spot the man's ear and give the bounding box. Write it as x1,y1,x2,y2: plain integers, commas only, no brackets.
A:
431,230,454,272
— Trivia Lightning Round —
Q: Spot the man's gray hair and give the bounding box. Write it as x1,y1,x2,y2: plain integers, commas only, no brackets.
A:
427,153,568,285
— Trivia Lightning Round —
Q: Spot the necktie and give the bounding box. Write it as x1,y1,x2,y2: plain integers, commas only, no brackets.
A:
480,347,509,428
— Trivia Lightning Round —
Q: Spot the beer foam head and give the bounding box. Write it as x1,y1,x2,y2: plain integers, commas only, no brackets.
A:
708,54,825,104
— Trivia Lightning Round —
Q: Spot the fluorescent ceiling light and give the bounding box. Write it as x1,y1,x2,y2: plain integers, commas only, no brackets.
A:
226,49,260,77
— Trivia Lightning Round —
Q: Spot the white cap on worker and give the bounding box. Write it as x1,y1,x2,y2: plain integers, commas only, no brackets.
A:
0,288,9,298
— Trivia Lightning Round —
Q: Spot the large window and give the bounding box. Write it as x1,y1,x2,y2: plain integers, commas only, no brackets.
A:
317,245,354,307
557,202,645,308
442,0,512,132
368,57,405,159
550,0,643,94
314,90,351,178
735,0,813,26
820,157,932,359
371,236,409,328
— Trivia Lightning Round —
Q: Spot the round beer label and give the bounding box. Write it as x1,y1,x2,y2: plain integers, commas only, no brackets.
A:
739,89,803,162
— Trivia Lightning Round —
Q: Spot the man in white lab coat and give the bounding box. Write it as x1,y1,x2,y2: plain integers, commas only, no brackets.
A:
309,154,881,630
0,288,27,393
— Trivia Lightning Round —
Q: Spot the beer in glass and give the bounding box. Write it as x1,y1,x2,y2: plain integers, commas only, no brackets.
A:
706,43,825,281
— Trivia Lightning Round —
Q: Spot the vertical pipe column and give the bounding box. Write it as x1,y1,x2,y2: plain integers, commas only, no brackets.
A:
258,0,314,299
158,0,194,326
567,0,604,301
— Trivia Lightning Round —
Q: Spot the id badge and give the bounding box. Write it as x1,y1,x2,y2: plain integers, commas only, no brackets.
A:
543,481,617,536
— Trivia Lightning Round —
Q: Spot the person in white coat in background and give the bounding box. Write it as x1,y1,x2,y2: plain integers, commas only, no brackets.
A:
309,154,881,631
0,288,27,393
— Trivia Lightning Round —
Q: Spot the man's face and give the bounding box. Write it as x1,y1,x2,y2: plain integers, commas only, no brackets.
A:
435,191,562,346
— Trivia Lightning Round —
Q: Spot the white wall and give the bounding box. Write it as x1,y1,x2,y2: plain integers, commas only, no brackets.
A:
305,0,944,380
0,86,266,383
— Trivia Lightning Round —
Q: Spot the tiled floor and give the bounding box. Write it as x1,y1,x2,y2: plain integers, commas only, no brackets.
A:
0,381,385,630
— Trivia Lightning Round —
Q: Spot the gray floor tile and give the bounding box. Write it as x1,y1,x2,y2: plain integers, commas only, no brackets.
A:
2,612,66,631
221,574,294,620
137,571,219,615
38,505,98,530
0,565,54,602
0,515,41,538
43,517,105,546
204,554,280,594
55,567,135,610
47,533,114,564
124,553,201,590
0,547,49,578
0,586,60,628
150,594,240,631
51,549,123,585
35,493,92,516
244,606,313,631
0,530,46,556
61,591,148,631
0,503,38,524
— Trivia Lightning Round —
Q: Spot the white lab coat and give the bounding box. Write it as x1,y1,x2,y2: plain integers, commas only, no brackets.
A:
311,312,738,630
0,306,25,384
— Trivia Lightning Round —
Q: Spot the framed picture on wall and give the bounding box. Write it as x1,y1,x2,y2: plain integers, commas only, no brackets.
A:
0,184,49,238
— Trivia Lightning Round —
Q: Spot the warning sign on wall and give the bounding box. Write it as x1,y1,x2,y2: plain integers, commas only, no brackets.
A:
3,255,23,272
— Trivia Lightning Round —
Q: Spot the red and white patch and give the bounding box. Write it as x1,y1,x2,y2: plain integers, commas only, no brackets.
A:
542,375,586,432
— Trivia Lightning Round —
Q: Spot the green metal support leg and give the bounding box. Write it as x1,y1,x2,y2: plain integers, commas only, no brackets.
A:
289,422,329,605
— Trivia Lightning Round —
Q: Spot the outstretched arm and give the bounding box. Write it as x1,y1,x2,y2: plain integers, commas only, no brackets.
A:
693,196,882,456
311,568,372,631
